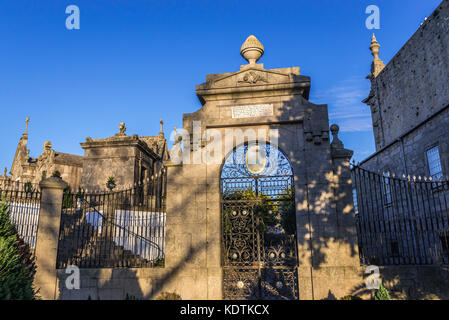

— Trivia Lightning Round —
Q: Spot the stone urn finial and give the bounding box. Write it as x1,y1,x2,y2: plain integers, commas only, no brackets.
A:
118,122,126,136
369,33,385,78
330,124,344,149
240,35,264,64
369,33,380,59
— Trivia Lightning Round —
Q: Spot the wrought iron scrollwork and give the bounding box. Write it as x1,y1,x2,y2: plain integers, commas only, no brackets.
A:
221,143,299,300
221,144,293,179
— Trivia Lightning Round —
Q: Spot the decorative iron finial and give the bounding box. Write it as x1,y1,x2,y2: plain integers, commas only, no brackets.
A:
25,116,30,135
369,33,385,78
240,35,264,64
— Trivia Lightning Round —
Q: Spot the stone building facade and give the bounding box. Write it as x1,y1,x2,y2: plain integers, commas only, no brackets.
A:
158,35,361,299
4,118,83,190
3,118,167,192
80,121,168,190
361,0,449,176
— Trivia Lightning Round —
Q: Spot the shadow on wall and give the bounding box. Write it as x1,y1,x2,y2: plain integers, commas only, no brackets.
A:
58,95,387,300
350,266,449,300
44,71,447,300
57,239,207,300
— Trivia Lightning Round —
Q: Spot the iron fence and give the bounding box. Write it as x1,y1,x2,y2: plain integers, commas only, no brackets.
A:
56,172,167,269
352,165,449,265
0,180,41,252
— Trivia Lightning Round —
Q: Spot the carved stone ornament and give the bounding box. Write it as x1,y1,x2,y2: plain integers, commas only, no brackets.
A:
238,71,268,85
117,122,127,136
240,35,264,64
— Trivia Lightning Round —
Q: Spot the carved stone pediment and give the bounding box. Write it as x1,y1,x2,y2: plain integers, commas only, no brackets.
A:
211,69,290,89
237,71,268,85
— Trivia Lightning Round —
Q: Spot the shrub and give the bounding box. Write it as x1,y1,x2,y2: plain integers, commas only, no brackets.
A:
125,293,141,300
340,295,363,300
374,282,391,300
51,170,61,178
62,187,74,209
156,292,181,300
155,258,165,267
24,182,33,194
0,200,36,299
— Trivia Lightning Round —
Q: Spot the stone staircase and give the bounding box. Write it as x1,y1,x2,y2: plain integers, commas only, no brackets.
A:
57,216,155,268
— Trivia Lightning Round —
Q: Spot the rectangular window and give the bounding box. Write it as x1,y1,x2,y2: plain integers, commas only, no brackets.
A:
427,146,443,180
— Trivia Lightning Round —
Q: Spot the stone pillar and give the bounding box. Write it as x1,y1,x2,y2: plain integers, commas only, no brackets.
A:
34,177,68,300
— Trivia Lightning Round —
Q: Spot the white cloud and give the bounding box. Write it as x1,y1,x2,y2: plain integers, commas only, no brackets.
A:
311,77,373,132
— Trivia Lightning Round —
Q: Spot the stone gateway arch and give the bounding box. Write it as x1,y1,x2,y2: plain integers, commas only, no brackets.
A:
164,35,360,300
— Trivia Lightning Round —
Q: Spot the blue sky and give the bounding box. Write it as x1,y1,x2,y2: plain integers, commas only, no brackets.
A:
0,0,442,171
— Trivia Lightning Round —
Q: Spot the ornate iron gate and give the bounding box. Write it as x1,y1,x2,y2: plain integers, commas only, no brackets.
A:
221,143,299,300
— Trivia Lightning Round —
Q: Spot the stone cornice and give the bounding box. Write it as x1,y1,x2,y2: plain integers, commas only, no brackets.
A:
80,136,160,160
39,177,69,190
196,81,310,98
331,148,354,160
196,66,311,104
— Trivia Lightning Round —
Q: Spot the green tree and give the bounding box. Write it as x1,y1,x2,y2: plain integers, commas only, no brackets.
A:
278,186,296,235
223,186,298,235
23,182,33,194
374,282,391,300
51,170,61,178
0,200,36,300
62,187,74,209
223,189,278,233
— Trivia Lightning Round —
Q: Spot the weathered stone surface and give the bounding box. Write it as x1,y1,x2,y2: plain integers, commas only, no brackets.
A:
364,1,449,151
362,1,449,178
34,177,67,300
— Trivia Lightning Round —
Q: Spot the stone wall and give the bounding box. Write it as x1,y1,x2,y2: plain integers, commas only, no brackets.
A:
361,105,449,177
80,136,158,190
365,0,449,150
351,266,449,300
54,265,449,300
80,144,140,190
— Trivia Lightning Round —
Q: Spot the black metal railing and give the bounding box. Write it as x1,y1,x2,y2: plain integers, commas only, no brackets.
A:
352,165,449,266
0,180,41,253
56,172,167,269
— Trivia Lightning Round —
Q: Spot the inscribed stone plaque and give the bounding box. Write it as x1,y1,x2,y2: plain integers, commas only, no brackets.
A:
232,104,274,119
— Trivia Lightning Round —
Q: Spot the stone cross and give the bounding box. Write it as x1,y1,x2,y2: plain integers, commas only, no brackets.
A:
25,116,30,134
